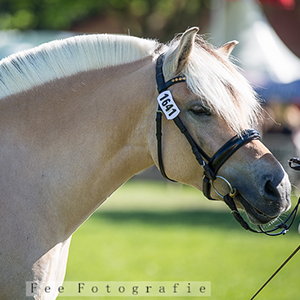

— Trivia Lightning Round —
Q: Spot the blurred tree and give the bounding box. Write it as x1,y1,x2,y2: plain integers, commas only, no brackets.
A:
0,0,211,41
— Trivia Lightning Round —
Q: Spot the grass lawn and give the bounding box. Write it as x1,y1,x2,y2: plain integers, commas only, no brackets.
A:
60,180,300,300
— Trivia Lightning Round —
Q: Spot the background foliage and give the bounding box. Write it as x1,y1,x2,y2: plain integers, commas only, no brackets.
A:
0,0,212,41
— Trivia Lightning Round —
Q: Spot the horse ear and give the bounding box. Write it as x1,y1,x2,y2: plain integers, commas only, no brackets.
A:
165,27,199,75
218,41,239,58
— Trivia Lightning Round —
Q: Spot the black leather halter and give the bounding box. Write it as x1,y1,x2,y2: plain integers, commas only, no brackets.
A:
155,53,299,235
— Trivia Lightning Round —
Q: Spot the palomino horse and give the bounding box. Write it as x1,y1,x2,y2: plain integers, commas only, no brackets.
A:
0,27,291,299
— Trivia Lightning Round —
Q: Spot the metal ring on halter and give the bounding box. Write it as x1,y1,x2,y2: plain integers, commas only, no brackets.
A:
211,175,237,199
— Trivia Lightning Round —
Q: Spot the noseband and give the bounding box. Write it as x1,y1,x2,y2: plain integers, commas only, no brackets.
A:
155,54,299,236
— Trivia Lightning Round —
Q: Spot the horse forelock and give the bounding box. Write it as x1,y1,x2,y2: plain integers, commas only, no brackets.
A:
165,35,262,133
0,34,159,99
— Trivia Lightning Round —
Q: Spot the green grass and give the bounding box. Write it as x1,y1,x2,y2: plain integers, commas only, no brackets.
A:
60,180,300,300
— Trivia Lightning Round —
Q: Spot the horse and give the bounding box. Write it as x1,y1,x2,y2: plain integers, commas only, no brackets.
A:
0,27,291,299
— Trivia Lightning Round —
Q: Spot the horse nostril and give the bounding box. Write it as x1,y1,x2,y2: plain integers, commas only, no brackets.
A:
264,180,280,199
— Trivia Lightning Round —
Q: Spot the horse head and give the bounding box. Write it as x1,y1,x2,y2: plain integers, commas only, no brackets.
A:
151,27,291,227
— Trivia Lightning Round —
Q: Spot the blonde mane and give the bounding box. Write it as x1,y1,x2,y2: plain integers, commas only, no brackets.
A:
0,32,260,132
0,34,158,99
165,35,261,133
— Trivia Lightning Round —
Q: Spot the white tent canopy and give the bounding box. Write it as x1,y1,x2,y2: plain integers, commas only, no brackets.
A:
209,0,300,101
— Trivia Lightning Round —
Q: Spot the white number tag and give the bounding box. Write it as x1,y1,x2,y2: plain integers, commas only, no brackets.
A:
157,91,180,120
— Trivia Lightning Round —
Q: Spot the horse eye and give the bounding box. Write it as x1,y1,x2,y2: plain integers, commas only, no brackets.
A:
190,105,211,116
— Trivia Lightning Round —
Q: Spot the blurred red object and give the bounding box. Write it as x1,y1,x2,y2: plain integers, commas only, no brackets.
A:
258,0,295,10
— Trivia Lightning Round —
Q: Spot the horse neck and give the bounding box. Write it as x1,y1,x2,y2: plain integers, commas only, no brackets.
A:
88,58,157,185
0,57,157,235
61,58,157,230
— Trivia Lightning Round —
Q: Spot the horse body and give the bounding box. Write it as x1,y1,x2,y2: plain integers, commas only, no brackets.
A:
0,58,158,299
0,28,291,299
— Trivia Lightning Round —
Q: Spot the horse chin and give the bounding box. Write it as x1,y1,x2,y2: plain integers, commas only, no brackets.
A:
237,195,279,225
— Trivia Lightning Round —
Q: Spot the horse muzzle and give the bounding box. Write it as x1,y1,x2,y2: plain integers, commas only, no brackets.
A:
240,164,291,225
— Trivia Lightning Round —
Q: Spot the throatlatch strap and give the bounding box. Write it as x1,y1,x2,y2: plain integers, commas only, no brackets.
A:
156,108,176,182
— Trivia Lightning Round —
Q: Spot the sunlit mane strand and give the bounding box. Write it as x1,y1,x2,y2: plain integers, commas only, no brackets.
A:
164,35,262,133
0,34,158,99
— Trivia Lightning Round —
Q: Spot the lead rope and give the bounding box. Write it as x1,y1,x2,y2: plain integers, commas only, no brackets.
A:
250,157,300,299
250,245,300,300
